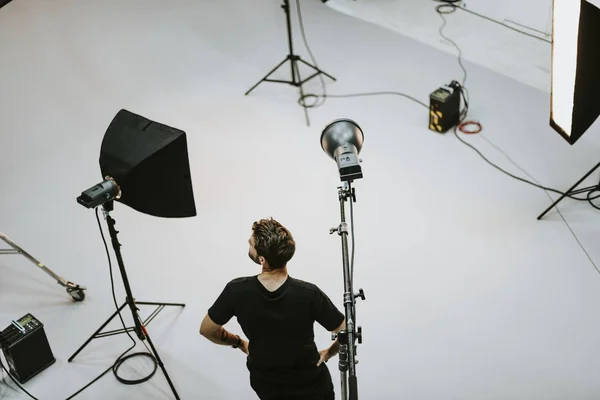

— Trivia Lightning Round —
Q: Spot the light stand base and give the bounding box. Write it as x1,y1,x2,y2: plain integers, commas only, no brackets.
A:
67,300,185,399
68,301,185,362
245,53,336,129
244,0,336,126
537,161,600,220
245,54,336,95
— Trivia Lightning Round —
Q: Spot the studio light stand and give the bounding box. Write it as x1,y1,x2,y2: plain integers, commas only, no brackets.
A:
68,201,184,400
330,180,365,400
537,161,600,220
321,119,366,400
244,0,336,126
70,109,197,399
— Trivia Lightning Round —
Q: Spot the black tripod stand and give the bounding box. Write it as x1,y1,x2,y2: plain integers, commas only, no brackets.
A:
329,181,365,400
537,161,600,220
244,0,336,126
68,203,184,399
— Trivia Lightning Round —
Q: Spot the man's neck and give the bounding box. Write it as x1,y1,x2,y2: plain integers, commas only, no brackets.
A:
260,266,288,279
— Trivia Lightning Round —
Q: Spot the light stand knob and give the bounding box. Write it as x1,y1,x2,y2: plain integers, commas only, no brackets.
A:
355,288,365,301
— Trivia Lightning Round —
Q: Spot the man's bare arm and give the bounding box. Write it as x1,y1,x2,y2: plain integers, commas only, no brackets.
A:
199,313,243,347
327,318,346,357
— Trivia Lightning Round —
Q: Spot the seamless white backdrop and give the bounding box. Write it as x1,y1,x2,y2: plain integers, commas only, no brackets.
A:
326,0,552,93
1,0,600,399
463,0,553,35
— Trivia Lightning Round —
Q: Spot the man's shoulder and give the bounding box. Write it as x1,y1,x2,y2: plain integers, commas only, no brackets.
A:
228,275,255,283
221,275,261,293
288,276,320,292
225,275,256,287
222,275,322,294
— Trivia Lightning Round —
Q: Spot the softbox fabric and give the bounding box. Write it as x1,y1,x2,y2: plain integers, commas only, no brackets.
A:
100,109,196,218
551,0,600,144
569,0,600,142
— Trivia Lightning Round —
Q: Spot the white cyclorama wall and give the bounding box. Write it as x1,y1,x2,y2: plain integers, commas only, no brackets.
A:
589,0,600,9
463,0,553,36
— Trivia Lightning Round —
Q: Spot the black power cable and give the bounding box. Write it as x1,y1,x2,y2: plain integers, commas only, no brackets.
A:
435,0,600,204
298,0,599,205
295,0,327,109
0,356,38,400
65,208,158,399
434,0,552,43
296,0,600,205
433,1,600,275
94,207,158,386
295,0,431,110
349,187,357,326
299,0,600,273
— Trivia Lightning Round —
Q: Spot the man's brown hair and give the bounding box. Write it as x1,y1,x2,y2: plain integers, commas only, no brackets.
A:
252,218,296,270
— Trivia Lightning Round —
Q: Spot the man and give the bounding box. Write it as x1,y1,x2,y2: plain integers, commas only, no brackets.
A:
200,218,346,400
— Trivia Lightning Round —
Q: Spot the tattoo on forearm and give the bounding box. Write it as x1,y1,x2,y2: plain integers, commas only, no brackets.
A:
220,329,229,343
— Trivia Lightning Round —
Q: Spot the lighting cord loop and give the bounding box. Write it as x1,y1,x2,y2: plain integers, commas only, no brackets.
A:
64,208,159,399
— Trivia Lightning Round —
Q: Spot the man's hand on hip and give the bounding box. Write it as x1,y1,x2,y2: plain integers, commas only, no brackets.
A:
239,339,249,355
317,348,334,366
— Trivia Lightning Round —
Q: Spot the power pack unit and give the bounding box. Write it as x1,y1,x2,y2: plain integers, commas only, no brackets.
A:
429,81,461,133
0,313,56,383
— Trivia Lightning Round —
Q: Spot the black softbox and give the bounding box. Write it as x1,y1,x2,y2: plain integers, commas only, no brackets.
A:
97,109,196,218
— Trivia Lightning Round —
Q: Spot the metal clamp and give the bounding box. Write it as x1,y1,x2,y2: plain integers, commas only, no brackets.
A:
329,222,349,235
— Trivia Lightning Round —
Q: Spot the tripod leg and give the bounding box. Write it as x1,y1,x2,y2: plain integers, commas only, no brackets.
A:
537,191,571,220
143,328,181,400
245,57,291,96
136,301,186,307
68,302,128,362
537,161,600,220
297,58,336,81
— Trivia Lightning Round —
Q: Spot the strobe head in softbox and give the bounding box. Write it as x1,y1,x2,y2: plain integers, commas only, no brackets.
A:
77,109,196,218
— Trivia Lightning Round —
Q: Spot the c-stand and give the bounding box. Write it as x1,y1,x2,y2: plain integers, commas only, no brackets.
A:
329,181,365,400
67,202,184,399
244,0,336,126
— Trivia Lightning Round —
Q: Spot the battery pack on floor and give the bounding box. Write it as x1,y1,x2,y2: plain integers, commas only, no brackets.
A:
429,84,461,133
0,313,56,384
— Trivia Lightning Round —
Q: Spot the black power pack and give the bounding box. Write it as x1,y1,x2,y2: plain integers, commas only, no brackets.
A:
0,313,56,383
429,81,462,133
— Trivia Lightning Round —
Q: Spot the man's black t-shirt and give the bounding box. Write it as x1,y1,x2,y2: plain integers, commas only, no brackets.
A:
208,275,345,395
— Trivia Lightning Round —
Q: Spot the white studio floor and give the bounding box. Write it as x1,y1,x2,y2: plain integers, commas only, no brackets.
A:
2,0,600,399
